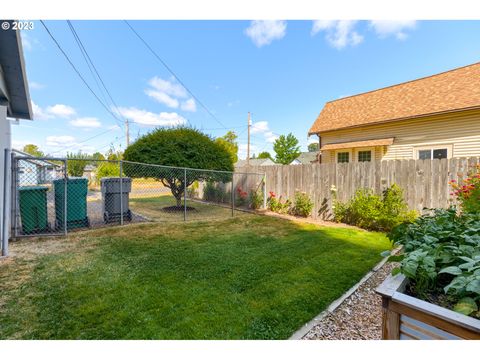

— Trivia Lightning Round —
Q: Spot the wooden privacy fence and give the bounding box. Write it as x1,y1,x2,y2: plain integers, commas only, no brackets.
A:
237,157,480,219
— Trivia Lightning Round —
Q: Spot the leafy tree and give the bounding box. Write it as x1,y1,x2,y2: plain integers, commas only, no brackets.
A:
91,152,105,162
308,143,319,152
257,151,272,160
273,133,301,165
215,131,238,163
123,127,234,207
67,151,89,177
22,144,44,157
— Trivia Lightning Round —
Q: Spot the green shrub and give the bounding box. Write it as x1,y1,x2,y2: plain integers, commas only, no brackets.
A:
95,161,121,180
387,208,480,318
67,151,89,177
267,192,291,214
249,188,263,210
332,184,417,232
204,181,228,203
290,191,313,217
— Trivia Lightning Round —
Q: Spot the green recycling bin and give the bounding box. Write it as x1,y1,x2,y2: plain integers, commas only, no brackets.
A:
18,186,49,234
53,177,90,230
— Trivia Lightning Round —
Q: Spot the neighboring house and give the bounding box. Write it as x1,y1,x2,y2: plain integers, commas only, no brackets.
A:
235,158,276,167
83,164,97,181
290,152,318,165
13,149,58,186
0,21,33,255
308,62,480,163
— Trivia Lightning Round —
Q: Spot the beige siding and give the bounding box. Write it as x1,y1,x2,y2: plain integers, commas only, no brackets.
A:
319,109,480,163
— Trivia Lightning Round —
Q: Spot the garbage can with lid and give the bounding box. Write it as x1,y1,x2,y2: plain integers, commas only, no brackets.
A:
18,186,50,234
101,177,132,223
53,177,90,230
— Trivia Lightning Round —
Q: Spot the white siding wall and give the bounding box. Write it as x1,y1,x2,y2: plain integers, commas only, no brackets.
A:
320,110,480,163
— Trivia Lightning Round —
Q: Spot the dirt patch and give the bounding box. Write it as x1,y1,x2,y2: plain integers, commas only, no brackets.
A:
162,206,197,212
263,211,365,230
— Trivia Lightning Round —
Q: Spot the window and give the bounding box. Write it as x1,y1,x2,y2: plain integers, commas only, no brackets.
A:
358,150,372,162
417,148,449,160
337,152,349,163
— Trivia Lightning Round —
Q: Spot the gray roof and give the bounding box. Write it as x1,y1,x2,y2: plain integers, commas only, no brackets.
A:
0,21,32,120
235,158,276,167
291,152,318,164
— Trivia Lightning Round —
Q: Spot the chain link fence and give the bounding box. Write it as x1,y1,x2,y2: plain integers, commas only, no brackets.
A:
10,155,266,238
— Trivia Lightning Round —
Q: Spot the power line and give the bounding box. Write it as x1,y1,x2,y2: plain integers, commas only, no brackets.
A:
40,20,124,129
66,20,130,144
124,20,223,129
49,127,120,155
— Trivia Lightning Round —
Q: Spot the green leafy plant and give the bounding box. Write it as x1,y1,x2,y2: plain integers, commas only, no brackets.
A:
332,184,417,232
290,191,313,217
67,151,90,177
95,161,121,180
249,188,263,210
267,191,291,214
388,208,480,318
123,127,233,207
203,181,228,203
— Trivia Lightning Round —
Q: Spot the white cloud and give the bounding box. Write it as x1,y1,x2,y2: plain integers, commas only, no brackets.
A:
116,106,187,127
180,98,197,112
145,89,179,108
31,101,53,120
29,81,45,90
145,76,193,110
311,20,363,49
251,121,279,143
245,20,287,47
251,121,269,134
46,135,77,147
369,20,417,40
70,117,102,129
264,131,278,143
45,104,76,118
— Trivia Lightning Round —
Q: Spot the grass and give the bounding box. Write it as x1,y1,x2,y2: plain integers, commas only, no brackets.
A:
0,214,391,339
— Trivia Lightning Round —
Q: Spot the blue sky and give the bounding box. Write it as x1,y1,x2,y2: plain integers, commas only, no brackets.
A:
13,20,480,159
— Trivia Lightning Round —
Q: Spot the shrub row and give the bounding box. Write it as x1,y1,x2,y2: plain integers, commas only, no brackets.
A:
267,191,313,218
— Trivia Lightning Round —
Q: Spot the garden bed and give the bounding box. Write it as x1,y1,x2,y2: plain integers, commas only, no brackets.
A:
376,274,480,339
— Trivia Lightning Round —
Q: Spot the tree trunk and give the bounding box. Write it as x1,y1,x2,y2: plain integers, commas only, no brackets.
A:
176,195,182,207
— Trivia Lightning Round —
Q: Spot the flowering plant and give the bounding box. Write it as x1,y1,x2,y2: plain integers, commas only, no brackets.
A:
449,164,480,214
267,191,291,214
235,186,248,206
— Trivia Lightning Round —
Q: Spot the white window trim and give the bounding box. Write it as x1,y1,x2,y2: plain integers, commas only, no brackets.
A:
355,147,375,162
414,144,453,160
335,149,352,163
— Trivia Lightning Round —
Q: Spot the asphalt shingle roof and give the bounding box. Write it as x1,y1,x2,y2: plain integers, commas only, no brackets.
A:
309,62,480,134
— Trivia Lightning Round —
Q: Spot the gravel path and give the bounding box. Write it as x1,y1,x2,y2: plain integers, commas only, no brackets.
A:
302,262,398,340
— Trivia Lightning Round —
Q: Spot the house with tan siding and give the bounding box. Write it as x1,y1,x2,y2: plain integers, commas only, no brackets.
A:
308,62,480,163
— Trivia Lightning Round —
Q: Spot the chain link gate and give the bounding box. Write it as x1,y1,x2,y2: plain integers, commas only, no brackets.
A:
10,155,266,239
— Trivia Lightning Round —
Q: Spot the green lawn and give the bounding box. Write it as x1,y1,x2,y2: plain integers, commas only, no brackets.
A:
0,215,390,339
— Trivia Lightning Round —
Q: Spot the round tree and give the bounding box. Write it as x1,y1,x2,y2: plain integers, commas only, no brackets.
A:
123,127,234,208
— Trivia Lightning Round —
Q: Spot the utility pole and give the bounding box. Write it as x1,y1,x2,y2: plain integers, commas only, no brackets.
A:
125,119,130,147
247,112,251,166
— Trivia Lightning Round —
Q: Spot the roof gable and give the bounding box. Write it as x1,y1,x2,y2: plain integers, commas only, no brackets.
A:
309,62,480,134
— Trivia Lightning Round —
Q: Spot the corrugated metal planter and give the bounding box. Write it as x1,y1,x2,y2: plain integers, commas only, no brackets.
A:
376,274,480,340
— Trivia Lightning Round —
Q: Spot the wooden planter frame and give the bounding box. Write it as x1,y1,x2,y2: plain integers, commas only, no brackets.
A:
376,274,480,340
